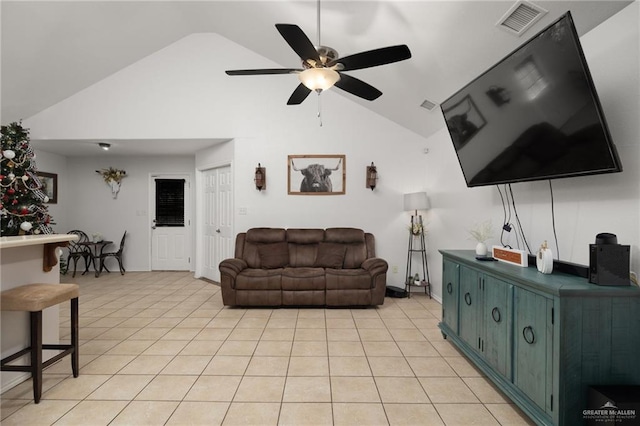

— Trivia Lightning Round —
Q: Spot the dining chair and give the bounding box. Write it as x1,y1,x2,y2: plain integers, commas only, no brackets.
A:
99,231,127,275
66,230,91,277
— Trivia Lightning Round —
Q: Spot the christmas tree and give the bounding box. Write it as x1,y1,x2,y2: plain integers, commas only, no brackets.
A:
1,122,53,236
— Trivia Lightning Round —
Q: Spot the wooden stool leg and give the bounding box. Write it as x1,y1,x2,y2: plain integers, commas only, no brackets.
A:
71,298,79,377
30,311,43,404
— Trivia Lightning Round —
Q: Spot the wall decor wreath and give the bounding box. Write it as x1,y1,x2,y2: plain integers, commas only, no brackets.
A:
96,167,126,199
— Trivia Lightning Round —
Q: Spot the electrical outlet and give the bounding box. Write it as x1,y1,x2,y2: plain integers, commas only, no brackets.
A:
392,265,398,274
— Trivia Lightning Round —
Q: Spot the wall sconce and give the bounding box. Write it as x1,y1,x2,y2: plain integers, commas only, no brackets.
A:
366,162,378,190
254,163,266,191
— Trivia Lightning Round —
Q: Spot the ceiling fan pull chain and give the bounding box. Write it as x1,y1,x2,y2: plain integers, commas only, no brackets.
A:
317,92,323,127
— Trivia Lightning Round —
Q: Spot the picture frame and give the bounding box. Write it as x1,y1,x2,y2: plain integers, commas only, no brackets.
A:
442,95,486,149
36,171,58,204
288,155,346,195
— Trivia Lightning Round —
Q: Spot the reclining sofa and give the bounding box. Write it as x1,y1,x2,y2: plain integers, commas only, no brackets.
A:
219,227,388,307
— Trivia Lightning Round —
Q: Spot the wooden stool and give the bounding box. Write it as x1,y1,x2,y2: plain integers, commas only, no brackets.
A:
1,283,79,403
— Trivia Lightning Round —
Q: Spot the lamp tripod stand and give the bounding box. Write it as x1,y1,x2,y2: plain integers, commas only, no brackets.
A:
405,213,431,298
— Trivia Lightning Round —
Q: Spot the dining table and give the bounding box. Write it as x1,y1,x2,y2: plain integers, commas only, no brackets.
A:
77,240,113,277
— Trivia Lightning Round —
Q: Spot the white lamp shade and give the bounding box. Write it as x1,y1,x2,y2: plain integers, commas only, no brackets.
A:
299,68,341,91
403,192,430,211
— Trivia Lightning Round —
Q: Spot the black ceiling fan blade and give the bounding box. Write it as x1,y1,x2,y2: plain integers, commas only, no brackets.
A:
275,24,322,63
225,68,301,76
328,45,411,71
287,83,312,105
334,73,382,101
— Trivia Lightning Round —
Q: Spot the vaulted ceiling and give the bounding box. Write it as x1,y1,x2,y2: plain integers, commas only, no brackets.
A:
1,1,632,155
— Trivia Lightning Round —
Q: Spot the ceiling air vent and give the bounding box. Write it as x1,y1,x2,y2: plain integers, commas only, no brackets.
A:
497,1,548,36
420,99,438,111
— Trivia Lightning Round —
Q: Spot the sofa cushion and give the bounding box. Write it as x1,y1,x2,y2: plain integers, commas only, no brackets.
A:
287,228,325,244
286,229,324,267
236,269,282,290
288,243,319,268
325,228,367,268
314,242,347,269
242,229,286,268
325,268,372,290
325,228,365,243
258,242,290,269
246,228,286,243
282,267,325,290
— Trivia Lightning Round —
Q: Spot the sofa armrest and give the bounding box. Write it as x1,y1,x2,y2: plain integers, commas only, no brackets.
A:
362,258,388,280
219,258,248,288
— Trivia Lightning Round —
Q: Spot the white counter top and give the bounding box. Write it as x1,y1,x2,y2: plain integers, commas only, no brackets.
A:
0,234,78,249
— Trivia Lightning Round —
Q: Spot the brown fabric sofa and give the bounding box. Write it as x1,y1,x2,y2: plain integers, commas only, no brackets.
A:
219,227,388,307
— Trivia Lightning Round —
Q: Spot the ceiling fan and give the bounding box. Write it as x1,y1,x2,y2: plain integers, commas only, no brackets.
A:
225,1,412,105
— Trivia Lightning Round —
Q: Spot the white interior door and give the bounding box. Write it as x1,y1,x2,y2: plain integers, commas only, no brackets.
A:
202,165,233,282
151,174,191,271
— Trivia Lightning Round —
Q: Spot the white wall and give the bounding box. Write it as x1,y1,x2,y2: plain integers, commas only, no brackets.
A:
25,4,639,297
27,33,428,285
60,155,195,271
425,3,639,292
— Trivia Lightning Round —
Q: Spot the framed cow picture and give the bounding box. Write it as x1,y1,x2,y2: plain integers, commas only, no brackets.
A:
288,155,346,195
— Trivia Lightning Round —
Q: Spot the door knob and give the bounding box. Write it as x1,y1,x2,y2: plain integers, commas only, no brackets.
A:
216,229,221,233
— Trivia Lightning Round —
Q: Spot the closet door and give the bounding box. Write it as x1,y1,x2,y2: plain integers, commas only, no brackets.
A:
202,165,233,282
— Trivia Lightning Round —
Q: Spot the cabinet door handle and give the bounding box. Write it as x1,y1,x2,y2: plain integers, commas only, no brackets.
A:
523,326,536,344
464,292,472,306
447,282,453,294
491,307,501,323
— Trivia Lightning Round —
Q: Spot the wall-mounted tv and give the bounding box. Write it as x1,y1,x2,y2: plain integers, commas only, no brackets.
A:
441,12,622,188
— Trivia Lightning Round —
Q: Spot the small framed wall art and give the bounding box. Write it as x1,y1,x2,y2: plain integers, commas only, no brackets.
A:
288,155,346,195
36,171,58,204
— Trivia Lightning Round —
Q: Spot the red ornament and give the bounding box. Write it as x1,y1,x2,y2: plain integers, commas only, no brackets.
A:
7,188,15,194
20,207,28,215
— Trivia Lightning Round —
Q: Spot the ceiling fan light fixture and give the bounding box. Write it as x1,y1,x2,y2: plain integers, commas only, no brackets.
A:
299,68,340,91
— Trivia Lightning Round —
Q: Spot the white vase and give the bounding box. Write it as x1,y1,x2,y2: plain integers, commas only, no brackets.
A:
536,243,554,274
475,242,488,256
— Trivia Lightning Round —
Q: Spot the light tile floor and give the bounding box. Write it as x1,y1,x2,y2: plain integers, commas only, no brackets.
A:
1,271,534,425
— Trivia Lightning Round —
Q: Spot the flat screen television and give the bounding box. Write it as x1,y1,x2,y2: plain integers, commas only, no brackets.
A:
440,11,622,187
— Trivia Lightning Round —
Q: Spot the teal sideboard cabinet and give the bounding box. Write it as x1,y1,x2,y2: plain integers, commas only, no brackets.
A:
439,250,640,426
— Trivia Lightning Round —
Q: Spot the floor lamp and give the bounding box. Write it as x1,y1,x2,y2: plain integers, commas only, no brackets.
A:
403,192,431,298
